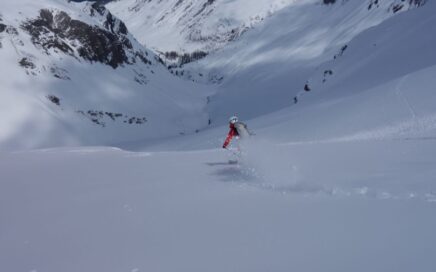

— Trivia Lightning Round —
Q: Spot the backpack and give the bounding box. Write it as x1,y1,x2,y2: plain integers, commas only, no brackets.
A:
234,122,250,139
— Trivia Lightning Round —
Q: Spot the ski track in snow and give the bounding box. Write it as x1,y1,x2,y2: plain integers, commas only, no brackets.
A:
395,75,417,120
206,138,436,204
212,159,436,203
3,145,436,272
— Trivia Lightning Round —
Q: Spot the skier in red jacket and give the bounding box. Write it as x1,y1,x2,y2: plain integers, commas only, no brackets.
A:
222,115,251,149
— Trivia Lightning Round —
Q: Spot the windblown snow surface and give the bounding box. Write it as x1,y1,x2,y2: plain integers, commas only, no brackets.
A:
1,0,436,272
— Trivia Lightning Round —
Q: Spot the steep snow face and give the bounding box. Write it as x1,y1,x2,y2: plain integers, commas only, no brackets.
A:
181,0,429,123
298,0,435,104
107,0,425,62
0,0,211,150
107,0,305,55
131,0,436,152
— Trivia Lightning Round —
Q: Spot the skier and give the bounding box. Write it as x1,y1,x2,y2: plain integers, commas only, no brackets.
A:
222,115,251,149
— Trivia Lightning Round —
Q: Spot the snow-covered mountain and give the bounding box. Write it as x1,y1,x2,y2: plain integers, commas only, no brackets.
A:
107,0,425,63
108,0,429,123
0,0,210,150
1,0,430,150
107,0,300,55
181,0,429,122
0,0,434,148
1,1,436,272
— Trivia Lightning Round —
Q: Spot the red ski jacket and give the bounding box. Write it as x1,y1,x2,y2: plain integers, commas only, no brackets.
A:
223,123,239,148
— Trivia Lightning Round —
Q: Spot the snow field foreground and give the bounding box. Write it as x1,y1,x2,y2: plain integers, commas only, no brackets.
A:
1,139,436,272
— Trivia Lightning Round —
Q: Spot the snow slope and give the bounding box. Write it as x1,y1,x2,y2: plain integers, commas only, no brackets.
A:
107,0,304,54
0,0,211,151
1,1,436,271
183,0,429,123
0,0,430,150
1,140,436,272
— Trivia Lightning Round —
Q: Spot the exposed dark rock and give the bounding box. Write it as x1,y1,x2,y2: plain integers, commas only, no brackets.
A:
194,0,216,17
155,55,165,65
90,2,106,16
133,70,148,85
323,0,336,4
105,112,122,120
135,52,152,65
181,50,208,65
323,70,334,83
163,50,208,66
18,57,38,75
19,57,36,69
50,66,70,80
77,110,147,127
47,95,61,106
368,0,379,10
90,2,128,35
324,70,333,77
77,110,106,126
0,23,6,33
125,117,147,124
392,4,404,13
174,0,184,9
208,74,224,84
334,44,348,59
165,51,179,60
382,0,426,12
21,10,75,57
409,0,426,7
5,26,18,35
21,9,151,68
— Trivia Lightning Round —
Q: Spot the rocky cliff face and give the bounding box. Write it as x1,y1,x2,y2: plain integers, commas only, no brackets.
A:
21,4,153,69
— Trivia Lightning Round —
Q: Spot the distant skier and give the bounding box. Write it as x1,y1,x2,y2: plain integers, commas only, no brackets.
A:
222,115,252,149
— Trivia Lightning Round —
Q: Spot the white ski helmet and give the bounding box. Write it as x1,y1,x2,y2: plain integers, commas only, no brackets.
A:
229,115,238,124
